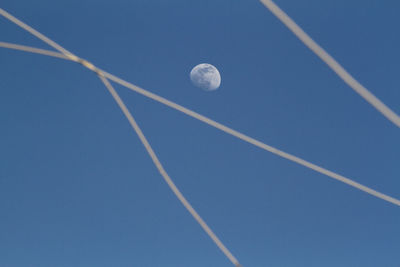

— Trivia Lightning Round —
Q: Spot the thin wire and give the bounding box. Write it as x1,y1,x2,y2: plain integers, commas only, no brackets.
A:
3,4,400,128
0,41,69,59
259,0,400,128
1,41,399,207
0,8,75,59
99,71,400,208
0,9,243,265
97,74,242,267
0,4,398,263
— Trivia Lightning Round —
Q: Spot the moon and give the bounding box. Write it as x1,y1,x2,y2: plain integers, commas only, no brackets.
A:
190,63,221,91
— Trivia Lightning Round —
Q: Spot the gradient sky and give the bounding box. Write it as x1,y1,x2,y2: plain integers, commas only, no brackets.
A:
1,0,400,266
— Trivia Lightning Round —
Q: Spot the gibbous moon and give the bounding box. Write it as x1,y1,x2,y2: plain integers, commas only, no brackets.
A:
190,63,221,91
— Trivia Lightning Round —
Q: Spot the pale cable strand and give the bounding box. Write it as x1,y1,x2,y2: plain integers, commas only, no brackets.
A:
0,41,69,59
259,0,400,128
0,8,76,59
99,71,400,208
97,74,242,267
0,41,399,207
0,38,243,265
0,8,243,264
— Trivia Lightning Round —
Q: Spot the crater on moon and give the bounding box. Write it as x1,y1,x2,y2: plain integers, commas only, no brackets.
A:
190,63,221,91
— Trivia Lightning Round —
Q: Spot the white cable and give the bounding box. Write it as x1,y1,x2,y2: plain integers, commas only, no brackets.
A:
0,8,76,59
0,9,243,263
99,70,400,208
0,41,399,207
97,74,242,267
259,0,400,128
0,41,69,59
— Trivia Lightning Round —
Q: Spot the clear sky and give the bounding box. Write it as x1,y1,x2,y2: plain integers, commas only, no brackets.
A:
1,0,399,266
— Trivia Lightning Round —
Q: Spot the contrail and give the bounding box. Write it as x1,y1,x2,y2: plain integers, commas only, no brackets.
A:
259,0,400,128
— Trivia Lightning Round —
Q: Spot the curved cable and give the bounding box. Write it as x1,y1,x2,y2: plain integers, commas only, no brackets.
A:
259,0,400,128
1,40,399,208
1,5,399,264
0,41,69,59
99,70,400,208
98,74,242,267
0,8,75,59
0,10,243,265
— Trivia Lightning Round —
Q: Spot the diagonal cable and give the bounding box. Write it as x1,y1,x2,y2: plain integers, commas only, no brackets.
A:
99,70,400,208
0,9,243,265
259,0,400,128
0,39,243,265
1,7,399,209
2,4,397,264
97,73,242,267
0,41,70,59
3,4,400,128
0,8,75,59
1,40,400,207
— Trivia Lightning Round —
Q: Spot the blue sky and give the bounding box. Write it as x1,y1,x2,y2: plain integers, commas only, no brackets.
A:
1,0,399,266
